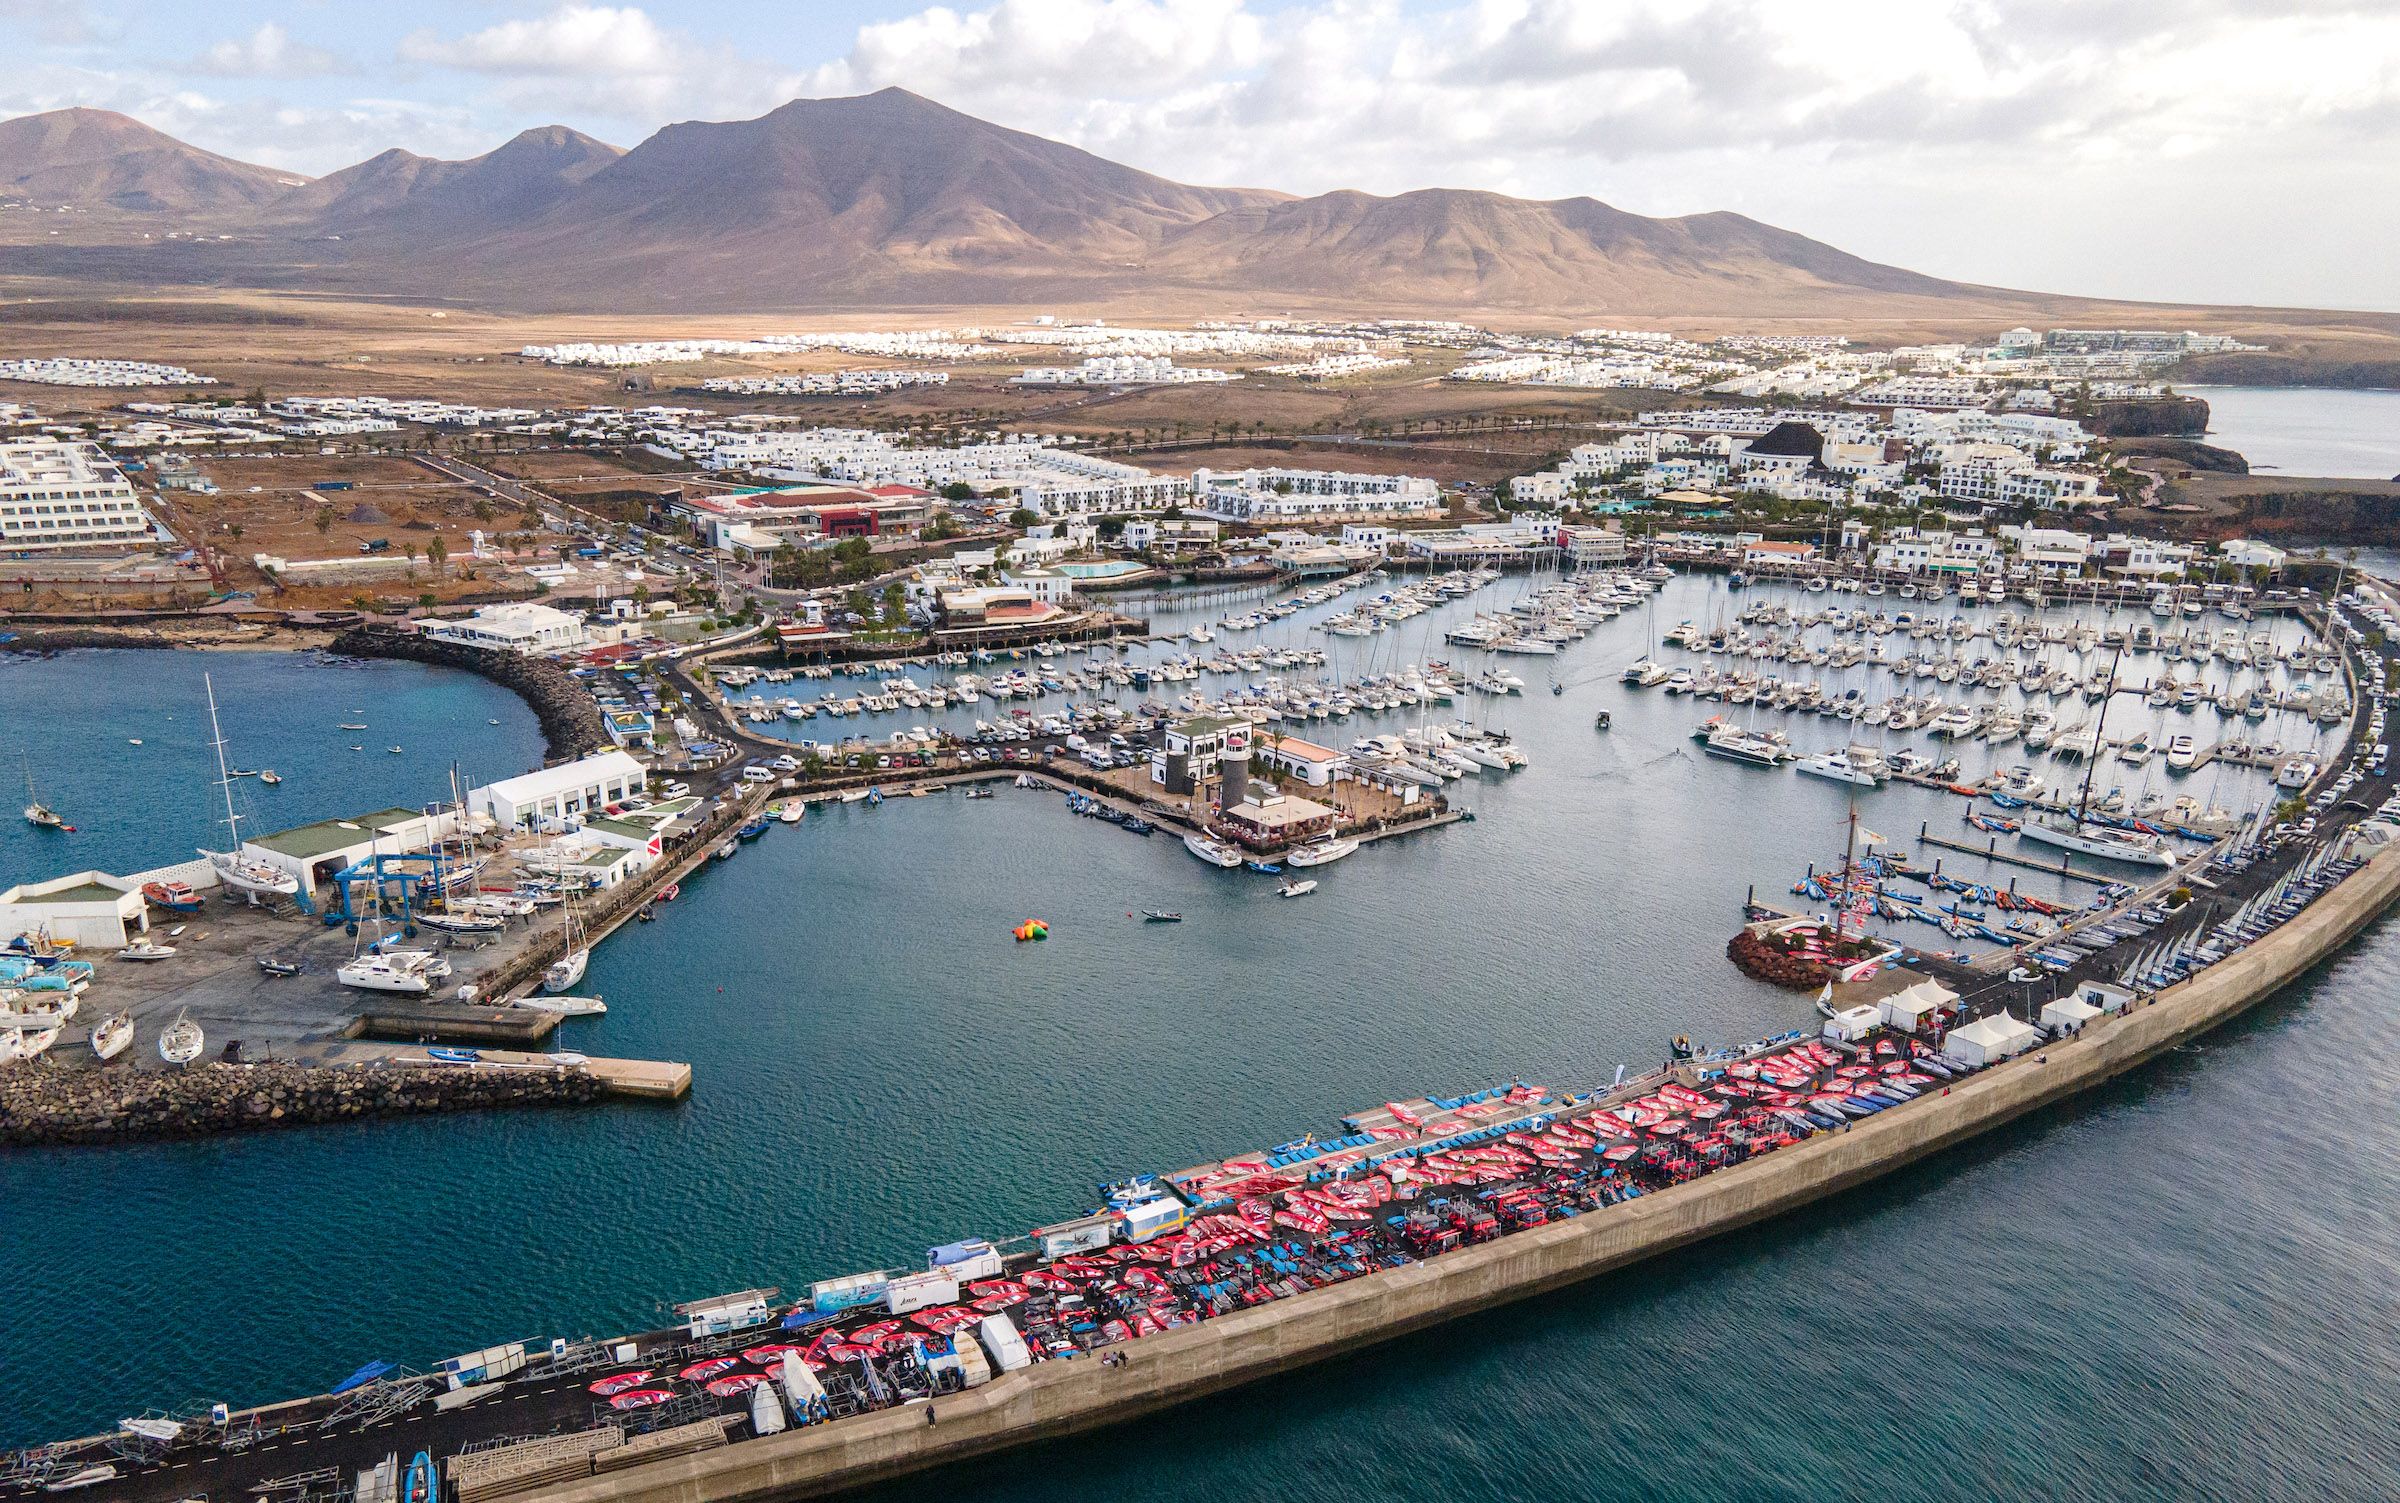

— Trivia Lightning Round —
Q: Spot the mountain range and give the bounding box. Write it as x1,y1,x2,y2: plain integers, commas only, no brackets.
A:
0,90,2048,317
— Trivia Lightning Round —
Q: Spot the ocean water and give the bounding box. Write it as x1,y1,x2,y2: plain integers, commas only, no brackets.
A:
2187,385,2400,480
0,592,2392,1499
0,650,548,884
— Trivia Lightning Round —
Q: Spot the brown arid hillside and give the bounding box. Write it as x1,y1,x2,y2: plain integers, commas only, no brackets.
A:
3,90,2400,340
0,106,308,213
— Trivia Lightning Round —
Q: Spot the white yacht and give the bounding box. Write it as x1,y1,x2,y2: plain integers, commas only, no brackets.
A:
1285,837,1359,868
337,951,442,994
1183,833,1245,868
514,993,607,1016
543,904,589,993
1794,749,1883,787
2165,735,2200,771
2019,816,2176,867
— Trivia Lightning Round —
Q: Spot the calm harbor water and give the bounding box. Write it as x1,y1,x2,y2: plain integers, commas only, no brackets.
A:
0,591,2394,1499
0,650,547,884
2189,385,2400,480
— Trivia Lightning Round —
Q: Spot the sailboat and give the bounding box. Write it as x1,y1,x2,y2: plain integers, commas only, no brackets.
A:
89,1009,133,1061
2019,641,2176,869
195,675,302,899
543,903,589,994
157,1010,204,1065
22,759,66,830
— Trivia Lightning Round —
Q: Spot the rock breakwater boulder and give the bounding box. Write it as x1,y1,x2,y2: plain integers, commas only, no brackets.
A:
0,1060,605,1148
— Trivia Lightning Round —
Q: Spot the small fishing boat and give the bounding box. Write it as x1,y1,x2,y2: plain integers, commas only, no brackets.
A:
1244,860,1283,875
1594,710,1612,731
425,1047,481,1065
257,956,302,977
339,722,368,730
778,801,804,824
259,769,282,785
388,746,404,755
715,838,739,859
738,818,771,841
157,1011,204,1065
1142,910,1182,923
1277,879,1319,898
88,1009,133,1061
141,881,203,913
125,739,142,747
117,939,176,961
963,787,997,800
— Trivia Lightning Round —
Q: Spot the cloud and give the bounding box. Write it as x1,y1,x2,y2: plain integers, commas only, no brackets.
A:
192,23,345,79
399,4,695,78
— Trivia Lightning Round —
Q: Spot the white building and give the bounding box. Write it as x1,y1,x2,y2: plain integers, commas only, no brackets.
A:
1000,565,1073,604
469,751,650,831
0,871,152,949
2220,539,2288,571
2001,525,2094,572
0,439,157,551
421,602,591,656
1189,467,1441,523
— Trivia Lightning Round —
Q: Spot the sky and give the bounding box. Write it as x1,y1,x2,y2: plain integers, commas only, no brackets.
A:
5,0,2397,312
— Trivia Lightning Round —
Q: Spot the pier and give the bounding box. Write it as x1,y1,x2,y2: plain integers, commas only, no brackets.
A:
1911,826,2121,884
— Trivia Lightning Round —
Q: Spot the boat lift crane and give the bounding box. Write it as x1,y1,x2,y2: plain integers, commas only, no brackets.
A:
322,850,466,935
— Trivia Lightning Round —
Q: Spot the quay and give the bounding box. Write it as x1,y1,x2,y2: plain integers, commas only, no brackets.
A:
28,809,2400,1503
1911,828,2120,884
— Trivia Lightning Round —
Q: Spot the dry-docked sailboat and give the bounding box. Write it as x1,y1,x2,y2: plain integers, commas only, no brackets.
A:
195,675,301,900
157,1010,204,1065
88,1009,133,1061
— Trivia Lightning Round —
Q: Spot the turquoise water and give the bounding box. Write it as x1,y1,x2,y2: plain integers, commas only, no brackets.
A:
1055,561,1149,579
0,599,2393,1499
2188,386,2400,480
0,651,546,884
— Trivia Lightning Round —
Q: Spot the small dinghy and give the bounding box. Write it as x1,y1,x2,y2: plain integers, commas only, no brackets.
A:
1142,910,1182,923
1277,879,1318,899
118,940,176,961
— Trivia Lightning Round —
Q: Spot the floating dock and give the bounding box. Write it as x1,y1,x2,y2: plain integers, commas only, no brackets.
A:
380,1045,691,1100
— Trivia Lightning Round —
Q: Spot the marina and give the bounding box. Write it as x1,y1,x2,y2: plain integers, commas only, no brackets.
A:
3,559,2397,1503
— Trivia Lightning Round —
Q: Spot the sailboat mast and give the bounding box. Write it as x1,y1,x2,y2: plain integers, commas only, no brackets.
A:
205,672,242,844
1833,805,1858,946
2070,640,2127,830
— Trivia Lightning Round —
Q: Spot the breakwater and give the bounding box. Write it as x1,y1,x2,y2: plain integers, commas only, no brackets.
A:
517,839,2400,1503
0,1059,605,1148
330,624,610,759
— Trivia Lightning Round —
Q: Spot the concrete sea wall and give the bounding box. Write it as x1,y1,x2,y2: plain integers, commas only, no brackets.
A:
524,843,2400,1503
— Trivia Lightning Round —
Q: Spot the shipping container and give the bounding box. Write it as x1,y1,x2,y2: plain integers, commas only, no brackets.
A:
976,1314,1034,1374
1118,1197,1188,1243
677,1289,775,1338
1035,1213,1115,1259
883,1270,960,1315
436,1342,526,1390
810,1271,892,1313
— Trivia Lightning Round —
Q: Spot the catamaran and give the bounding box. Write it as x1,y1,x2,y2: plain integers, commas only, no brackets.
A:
195,675,302,900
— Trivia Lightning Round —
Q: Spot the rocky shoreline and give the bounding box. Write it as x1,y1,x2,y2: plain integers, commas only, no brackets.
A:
330,624,610,760
0,1060,606,1148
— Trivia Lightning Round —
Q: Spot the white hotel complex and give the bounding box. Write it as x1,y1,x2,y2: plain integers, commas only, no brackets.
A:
0,438,159,551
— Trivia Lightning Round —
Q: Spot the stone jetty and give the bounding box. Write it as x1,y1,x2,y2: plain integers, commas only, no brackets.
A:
0,1059,605,1147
